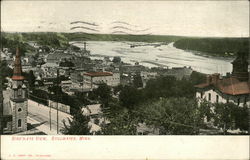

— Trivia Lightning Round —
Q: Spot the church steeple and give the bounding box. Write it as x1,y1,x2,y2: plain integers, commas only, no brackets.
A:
12,47,25,81
10,47,28,133
10,47,27,101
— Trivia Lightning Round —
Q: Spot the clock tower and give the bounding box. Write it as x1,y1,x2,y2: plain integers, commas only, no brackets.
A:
10,48,28,133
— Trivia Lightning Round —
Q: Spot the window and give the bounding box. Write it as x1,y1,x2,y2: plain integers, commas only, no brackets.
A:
18,108,22,112
18,88,22,96
208,93,211,101
237,98,240,106
3,121,7,129
226,98,229,103
18,119,22,127
244,97,247,106
200,92,203,98
216,95,219,103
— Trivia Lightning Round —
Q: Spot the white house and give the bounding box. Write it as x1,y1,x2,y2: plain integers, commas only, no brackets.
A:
195,74,250,107
195,52,250,107
83,71,120,88
81,104,109,135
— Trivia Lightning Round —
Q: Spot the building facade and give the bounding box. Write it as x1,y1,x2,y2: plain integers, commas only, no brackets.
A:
195,74,250,107
83,72,120,88
3,48,28,134
195,52,250,107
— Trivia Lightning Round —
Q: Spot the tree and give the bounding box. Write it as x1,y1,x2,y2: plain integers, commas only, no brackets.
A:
112,56,121,64
213,103,236,135
99,109,137,135
133,73,143,88
59,60,75,67
143,76,176,99
190,71,207,85
119,85,142,109
93,83,112,106
0,60,12,88
61,110,91,135
233,105,249,132
143,75,196,99
213,102,249,134
113,84,123,95
198,100,214,123
135,97,201,135
26,70,36,89
48,85,63,95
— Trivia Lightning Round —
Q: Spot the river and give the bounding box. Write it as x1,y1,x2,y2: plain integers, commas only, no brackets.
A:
74,41,234,75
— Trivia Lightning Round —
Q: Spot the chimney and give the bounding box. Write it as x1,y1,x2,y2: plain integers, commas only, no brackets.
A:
226,72,231,78
206,75,212,84
84,42,86,51
12,47,25,81
211,73,220,85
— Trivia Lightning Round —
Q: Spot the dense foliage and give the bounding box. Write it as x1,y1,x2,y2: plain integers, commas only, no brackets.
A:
213,102,249,134
1,33,36,55
61,109,91,135
0,60,12,88
133,73,143,88
99,109,137,135
134,97,201,135
63,32,183,43
1,32,69,54
174,37,249,57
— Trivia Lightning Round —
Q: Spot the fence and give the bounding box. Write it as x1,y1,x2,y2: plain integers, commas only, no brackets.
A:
28,94,71,114
48,100,71,114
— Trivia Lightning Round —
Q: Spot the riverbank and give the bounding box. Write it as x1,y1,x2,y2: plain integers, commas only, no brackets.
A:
74,41,233,75
173,37,249,58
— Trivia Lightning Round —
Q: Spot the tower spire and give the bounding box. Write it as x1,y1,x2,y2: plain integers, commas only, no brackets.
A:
12,47,25,80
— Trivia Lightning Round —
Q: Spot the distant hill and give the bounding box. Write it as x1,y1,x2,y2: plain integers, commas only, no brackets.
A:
173,37,249,57
62,32,183,43
1,32,69,55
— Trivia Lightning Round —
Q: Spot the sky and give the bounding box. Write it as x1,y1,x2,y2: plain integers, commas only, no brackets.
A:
1,1,249,37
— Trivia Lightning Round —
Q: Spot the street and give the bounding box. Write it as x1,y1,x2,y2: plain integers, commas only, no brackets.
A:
28,100,72,135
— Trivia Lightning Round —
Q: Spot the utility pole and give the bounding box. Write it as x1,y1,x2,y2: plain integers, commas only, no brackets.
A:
0,45,4,134
48,93,51,131
0,70,3,135
56,68,59,134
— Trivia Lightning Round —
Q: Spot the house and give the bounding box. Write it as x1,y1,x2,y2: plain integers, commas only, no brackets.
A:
82,104,102,118
46,52,75,64
162,66,193,80
140,71,158,87
195,52,250,107
136,122,160,135
83,71,120,88
81,104,106,134
195,74,250,107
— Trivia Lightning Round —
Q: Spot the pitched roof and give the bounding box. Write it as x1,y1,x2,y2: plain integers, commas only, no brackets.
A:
81,104,102,116
84,72,113,77
195,77,250,95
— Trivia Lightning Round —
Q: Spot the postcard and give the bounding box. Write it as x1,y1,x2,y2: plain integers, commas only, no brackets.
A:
0,0,249,159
